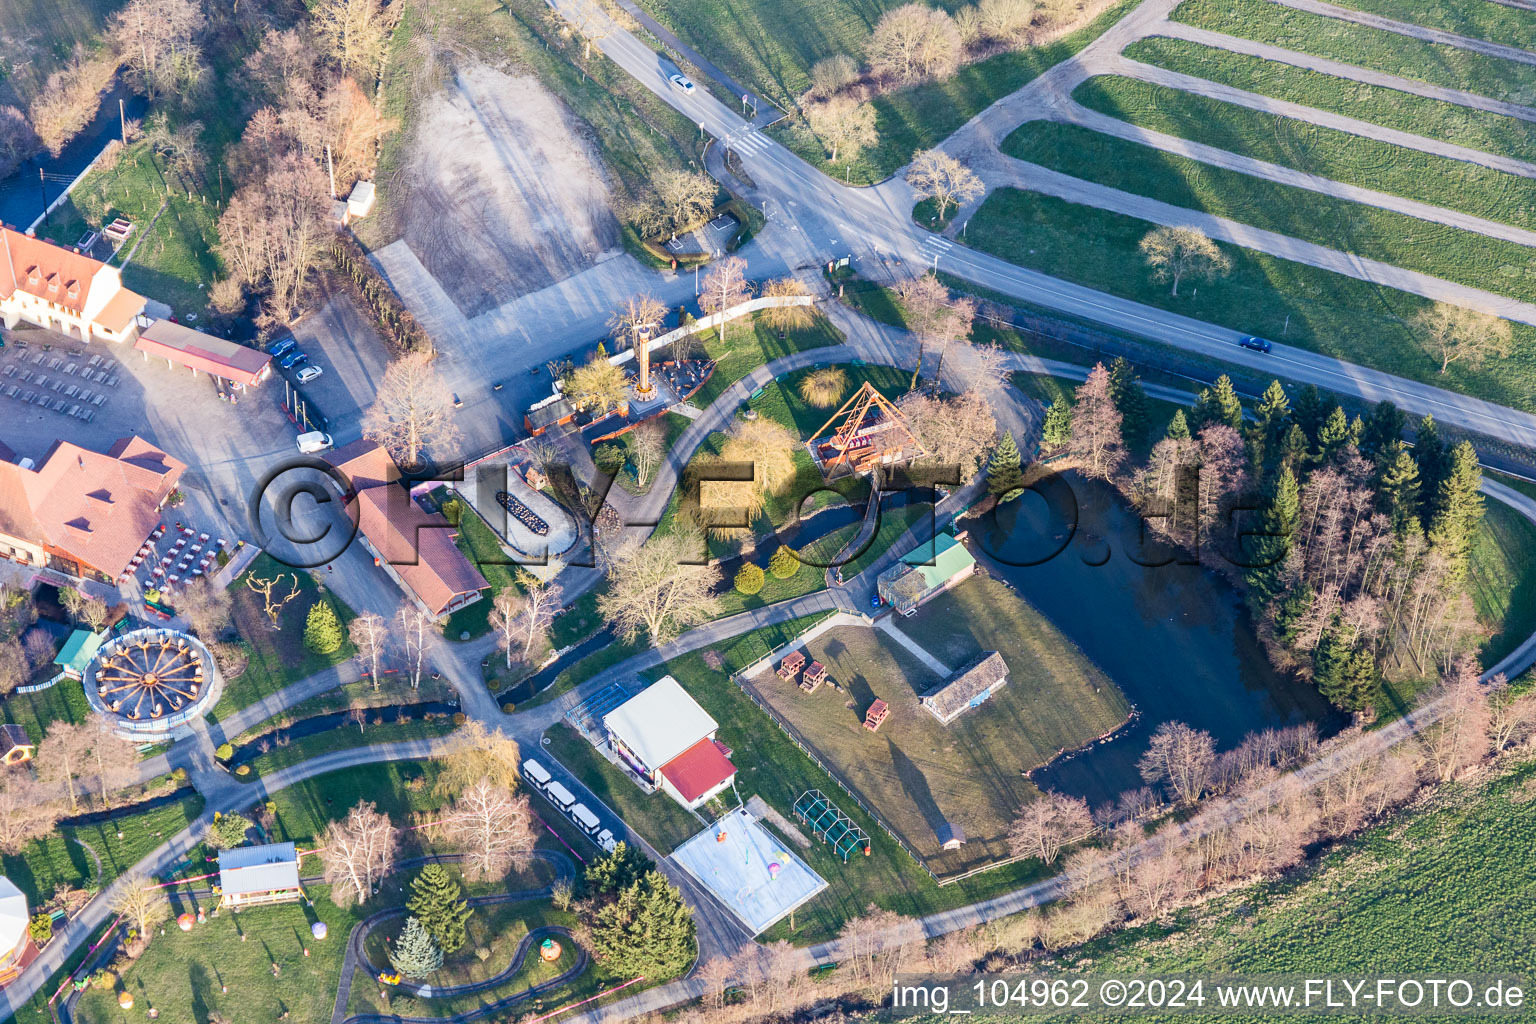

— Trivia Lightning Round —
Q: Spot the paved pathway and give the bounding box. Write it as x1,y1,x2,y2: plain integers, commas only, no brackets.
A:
1270,0,1536,68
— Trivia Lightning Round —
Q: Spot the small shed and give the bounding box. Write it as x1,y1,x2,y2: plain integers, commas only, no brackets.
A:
54,629,103,680
800,660,828,693
937,822,967,850
348,181,376,220
876,532,976,616
862,699,889,733
0,725,33,766
217,842,302,910
919,651,1009,725
776,650,805,681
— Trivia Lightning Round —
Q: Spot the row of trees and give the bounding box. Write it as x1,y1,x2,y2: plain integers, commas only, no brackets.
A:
0,718,143,852
1039,356,1494,710
575,842,697,981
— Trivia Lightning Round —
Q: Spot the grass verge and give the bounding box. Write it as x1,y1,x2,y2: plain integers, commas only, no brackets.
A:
542,723,703,854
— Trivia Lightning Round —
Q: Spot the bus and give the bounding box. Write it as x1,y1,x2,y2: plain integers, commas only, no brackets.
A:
544,780,576,811
522,758,553,790
571,803,601,835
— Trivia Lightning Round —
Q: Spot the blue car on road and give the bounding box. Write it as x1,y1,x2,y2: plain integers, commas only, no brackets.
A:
279,349,308,369
1238,336,1273,353
268,336,296,358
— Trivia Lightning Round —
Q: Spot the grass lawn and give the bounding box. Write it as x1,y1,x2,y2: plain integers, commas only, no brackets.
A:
1469,495,1536,669
212,555,358,722
542,723,703,854
1171,0,1536,106
265,761,448,847
662,647,1059,944
603,412,692,495
742,576,1126,876
1322,0,1536,50
1046,757,1536,1008
688,312,845,410
841,502,932,578
233,715,459,781
1,793,206,907
1071,75,1536,231
963,187,1536,414
0,674,95,748
1123,36,1536,166
1003,120,1536,305
765,0,1140,182
0,0,118,107
442,495,521,640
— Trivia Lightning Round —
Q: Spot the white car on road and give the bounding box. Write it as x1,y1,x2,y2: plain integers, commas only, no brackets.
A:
668,73,695,93
296,365,323,383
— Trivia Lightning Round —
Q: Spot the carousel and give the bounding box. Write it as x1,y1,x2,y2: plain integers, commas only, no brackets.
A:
83,628,219,738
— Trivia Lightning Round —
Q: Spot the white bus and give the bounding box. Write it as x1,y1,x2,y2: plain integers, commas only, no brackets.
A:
545,780,576,811
522,758,553,790
571,803,601,835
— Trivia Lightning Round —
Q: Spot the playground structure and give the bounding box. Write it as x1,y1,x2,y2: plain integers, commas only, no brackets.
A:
807,382,924,481
82,628,217,738
793,790,871,863
670,808,829,934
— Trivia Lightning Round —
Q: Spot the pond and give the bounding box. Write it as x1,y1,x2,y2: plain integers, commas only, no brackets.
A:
971,470,1346,808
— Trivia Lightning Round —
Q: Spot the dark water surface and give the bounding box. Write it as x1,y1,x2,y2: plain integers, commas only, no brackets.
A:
973,471,1346,807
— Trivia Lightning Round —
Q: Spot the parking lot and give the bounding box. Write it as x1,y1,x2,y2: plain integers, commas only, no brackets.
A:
286,294,390,449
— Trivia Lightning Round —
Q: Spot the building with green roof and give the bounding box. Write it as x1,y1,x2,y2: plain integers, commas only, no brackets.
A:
54,629,104,680
876,531,977,615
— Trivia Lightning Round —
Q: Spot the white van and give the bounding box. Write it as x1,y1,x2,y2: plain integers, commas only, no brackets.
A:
596,828,618,853
545,780,576,811
522,758,553,790
571,803,601,835
296,430,333,454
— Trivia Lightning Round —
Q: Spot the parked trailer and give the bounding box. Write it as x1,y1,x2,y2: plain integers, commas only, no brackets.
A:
522,758,553,789
571,803,601,835
545,780,576,810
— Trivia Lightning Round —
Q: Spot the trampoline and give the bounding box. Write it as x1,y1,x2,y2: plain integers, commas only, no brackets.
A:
671,808,828,935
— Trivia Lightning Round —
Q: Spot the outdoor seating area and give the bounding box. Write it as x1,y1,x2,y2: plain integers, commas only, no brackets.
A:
0,341,122,423
122,522,231,605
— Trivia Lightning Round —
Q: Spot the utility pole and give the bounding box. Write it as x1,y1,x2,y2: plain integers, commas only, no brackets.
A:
38,168,48,227
325,145,337,199
119,98,127,146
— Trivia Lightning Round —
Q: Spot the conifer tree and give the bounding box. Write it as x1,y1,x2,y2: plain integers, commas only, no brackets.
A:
1429,441,1484,580
1313,630,1377,711
406,864,472,954
987,430,1024,499
1289,385,1333,442
1279,423,1309,471
588,871,696,981
1164,408,1190,440
304,601,344,654
1247,464,1299,598
1376,441,1422,538
1041,400,1072,449
1315,406,1351,463
1210,374,1243,430
1107,358,1149,450
1360,401,1406,465
1252,380,1290,449
1414,415,1450,528
389,916,443,978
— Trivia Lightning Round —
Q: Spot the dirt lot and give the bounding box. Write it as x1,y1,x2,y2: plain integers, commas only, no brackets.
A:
396,63,622,318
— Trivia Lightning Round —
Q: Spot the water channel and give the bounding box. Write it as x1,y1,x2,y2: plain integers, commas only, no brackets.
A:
971,471,1347,807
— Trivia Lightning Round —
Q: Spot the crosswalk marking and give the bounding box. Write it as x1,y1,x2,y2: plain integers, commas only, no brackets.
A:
726,127,769,154
919,234,954,265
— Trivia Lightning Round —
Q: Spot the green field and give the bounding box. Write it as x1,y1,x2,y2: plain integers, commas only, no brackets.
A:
1171,0,1536,106
1036,757,1536,1021
1322,0,1536,50
689,311,845,409
963,186,1536,413
1004,120,1536,303
232,716,458,780
0,0,120,107
1072,75,1536,230
1470,496,1536,669
745,575,1127,875
0,675,95,752
1124,36,1536,166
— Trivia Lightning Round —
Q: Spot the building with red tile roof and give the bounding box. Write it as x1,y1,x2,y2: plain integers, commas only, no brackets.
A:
658,737,737,808
324,440,488,619
0,436,184,582
135,319,272,388
0,225,146,343
604,676,737,809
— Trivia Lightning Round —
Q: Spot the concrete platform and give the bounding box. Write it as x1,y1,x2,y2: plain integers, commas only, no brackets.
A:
670,807,828,935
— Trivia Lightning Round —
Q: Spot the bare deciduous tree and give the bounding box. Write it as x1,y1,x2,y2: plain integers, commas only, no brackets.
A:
1007,792,1093,864
565,352,629,416
651,168,717,236
88,717,139,806
906,149,982,221
1138,721,1216,804
433,720,524,796
1413,302,1515,375
38,721,92,812
629,420,668,488
487,574,562,672
216,155,331,321
348,612,389,689
397,603,436,690
895,273,976,380
443,778,535,880
112,0,205,99
837,906,924,987
720,417,799,497
363,352,462,469
905,389,997,480
0,639,26,696
28,54,118,157
1067,362,1124,480
803,96,878,166
245,572,300,628
1138,226,1231,298
321,801,397,907
560,0,613,59
312,0,395,79
597,533,721,644
760,278,814,331
179,575,232,643
110,871,168,936
979,0,1037,44
0,772,61,853
868,4,963,83
1488,682,1536,752
700,256,753,343
1421,657,1492,781
810,53,860,97
0,106,40,178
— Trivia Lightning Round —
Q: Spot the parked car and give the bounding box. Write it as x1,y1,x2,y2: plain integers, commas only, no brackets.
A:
669,73,696,93
296,430,333,454
268,336,296,358
1238,336,1273,353
279,349,306,369
296,365,323,384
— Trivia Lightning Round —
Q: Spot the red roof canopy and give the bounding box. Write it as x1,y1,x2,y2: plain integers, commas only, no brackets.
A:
658,738,736,804
136,320,271,387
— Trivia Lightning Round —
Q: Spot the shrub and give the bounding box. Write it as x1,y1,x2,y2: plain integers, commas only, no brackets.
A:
593,443,627,475
798,367,847,408
29,912,52,945
304,602,344,654
234,764,251,776
215,549,230,567
734,564,765,595
89,969,116,990
452,712,467,725
215,742,234,761
502,702,516,713
768,546,800,579
171,767,188,782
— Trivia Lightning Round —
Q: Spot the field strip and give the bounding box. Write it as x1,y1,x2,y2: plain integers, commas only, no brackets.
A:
984,160,1536,326
1108,54,1536,179
1495,0,1536,12
1268,0,1536,67
1149,22,1536,124
1049,102,1536,246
